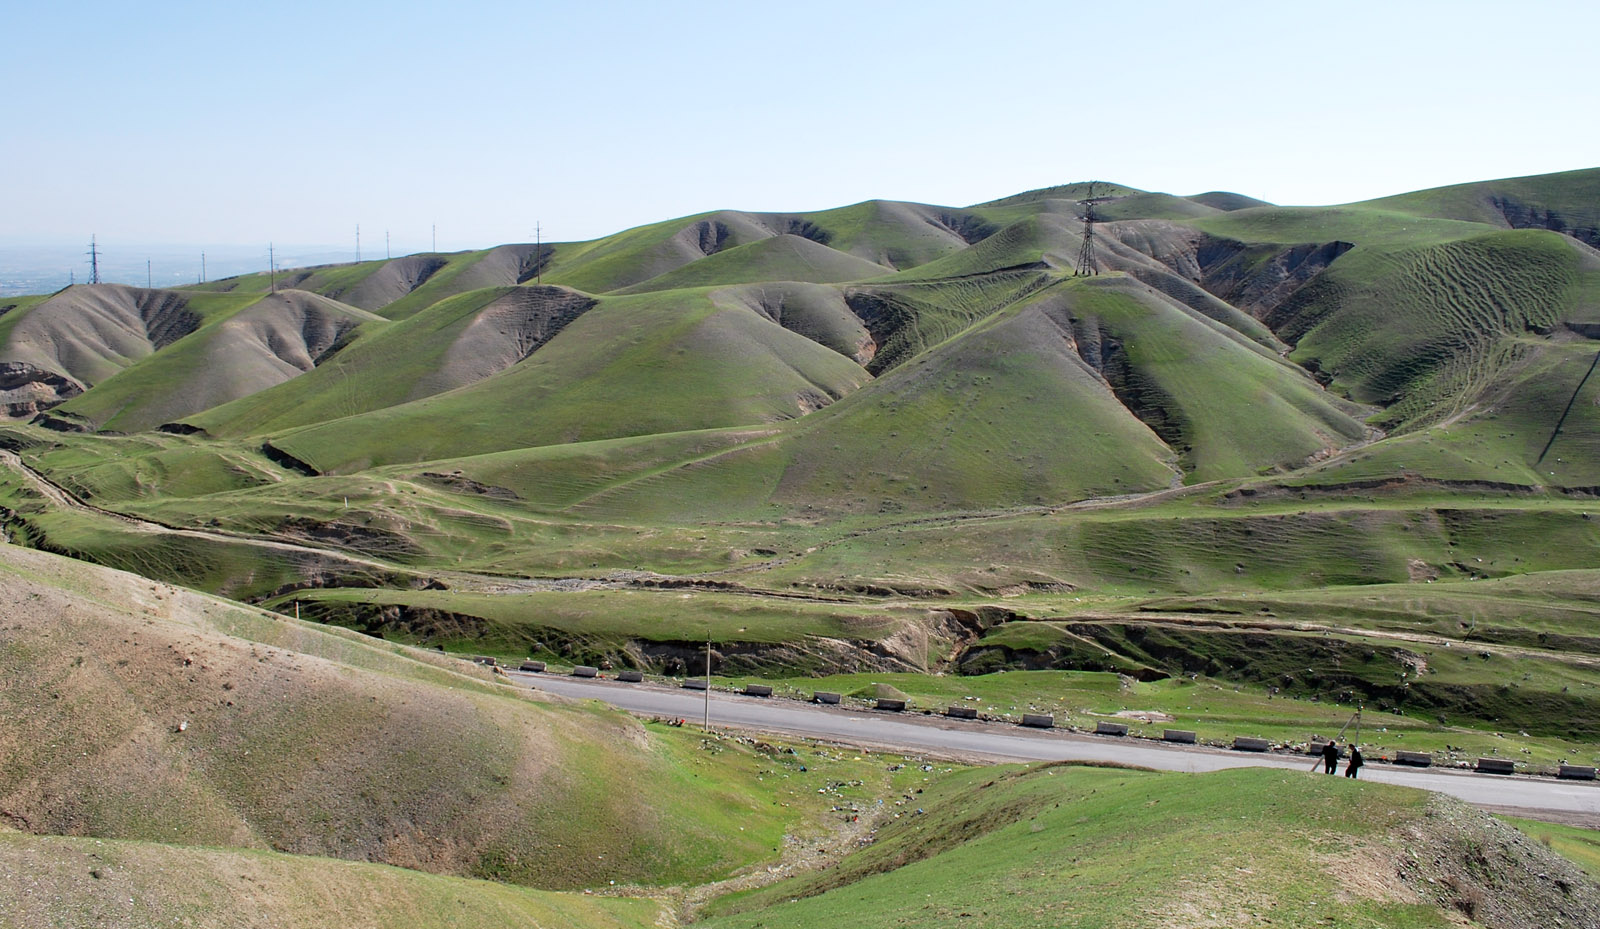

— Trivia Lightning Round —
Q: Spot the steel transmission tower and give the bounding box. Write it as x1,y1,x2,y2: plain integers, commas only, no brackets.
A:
1074,183,1113,277
87,235,101,284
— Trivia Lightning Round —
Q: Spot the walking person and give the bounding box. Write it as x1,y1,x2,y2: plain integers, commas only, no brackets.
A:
1344,745,1364,779
1322,740,1339,774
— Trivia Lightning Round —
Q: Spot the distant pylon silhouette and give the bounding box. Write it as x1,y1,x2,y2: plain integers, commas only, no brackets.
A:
1075,182,1112,276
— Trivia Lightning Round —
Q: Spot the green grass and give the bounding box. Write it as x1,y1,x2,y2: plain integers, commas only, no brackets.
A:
844,270,1051,373
1362,167,1600,235
616,232,887,294
541,209,747,294
0,543,951,893
265,286,869,472
884,215,1052,281
55,292,383,432
372,246,538,320
701,765,1456,929
0,831,662,929
1277,231,1583,429
187,285,516,436
720,666,1598,767
13,429,286,503
1285,337,1600,487
278,585,918,654
6,168,1600,765
800,200,997,270
1,287,262,391
1500,816,1600,880
718,277,1185,515
1066,277,1368,480
0,292,52,345
1193,204,1493,249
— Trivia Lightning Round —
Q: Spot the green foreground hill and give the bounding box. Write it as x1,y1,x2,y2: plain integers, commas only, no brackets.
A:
0,544,811,889
4,547,1599,929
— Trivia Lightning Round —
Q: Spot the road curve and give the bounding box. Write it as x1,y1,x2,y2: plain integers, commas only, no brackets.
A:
514,671,1600,819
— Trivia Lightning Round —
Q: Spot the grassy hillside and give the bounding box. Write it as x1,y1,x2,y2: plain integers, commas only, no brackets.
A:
1271,230,1588,426
265,286,871,471
9,168,1600,928
710,281,877,364
541,210,786,294
1363,167,1600,246
568,276,1373,517
0,285,261,390
701,765,1600,929
3,167,1600,756
800,200,999,270
0,544,823,889
1059,277,1369,479
188,285,597,437
187,245,548,321
54,290,384,432
616,233,888,294
0,831,659,929
543,277,1185,520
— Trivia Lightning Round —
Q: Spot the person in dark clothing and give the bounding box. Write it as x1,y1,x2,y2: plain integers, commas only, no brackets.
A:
1322,740,1339,774
1345,745,1364,779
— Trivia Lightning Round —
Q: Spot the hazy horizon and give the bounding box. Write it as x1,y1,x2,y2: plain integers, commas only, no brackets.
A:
8,0,1597,273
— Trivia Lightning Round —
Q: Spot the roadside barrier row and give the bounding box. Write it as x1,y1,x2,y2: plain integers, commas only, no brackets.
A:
479,657,1598,779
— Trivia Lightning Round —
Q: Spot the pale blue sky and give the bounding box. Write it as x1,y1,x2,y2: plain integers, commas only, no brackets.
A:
7,0,1597,259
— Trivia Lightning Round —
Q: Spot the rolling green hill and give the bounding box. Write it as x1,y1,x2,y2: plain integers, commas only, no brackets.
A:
3,166,1600,758
188,285,597,437
616,232,889,294
7,169,1600,925
1363,166,1600,248
701,764,1600,929
262,285,872,472
56,290,385,433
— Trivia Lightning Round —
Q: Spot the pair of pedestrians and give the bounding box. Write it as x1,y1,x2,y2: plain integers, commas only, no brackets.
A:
1321,740,1363,778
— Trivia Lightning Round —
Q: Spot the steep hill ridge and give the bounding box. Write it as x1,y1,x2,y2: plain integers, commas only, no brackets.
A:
55,290,384,432
0,284,208,390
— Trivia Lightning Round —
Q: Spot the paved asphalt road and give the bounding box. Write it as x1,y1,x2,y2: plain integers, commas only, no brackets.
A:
513,671,1600,818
